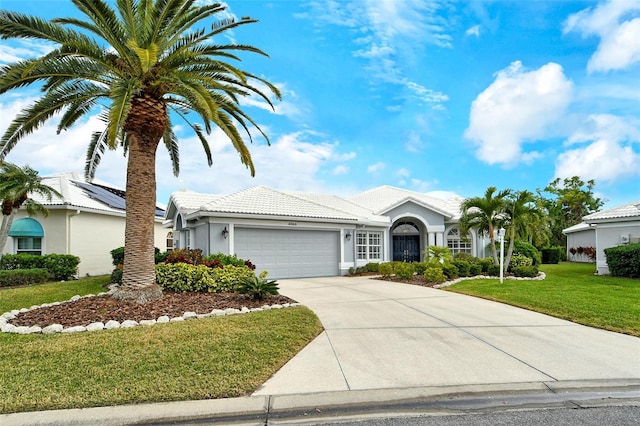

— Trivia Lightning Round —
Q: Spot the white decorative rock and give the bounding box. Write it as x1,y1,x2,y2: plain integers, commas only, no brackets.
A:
250,307,263,312
197,313,212,319
156,316,170,323
169,317,184,322
271,304,283,309
120,320,138,328
282,303,290,308
210,309,225,316
28,326,42,334
62,326,87,333
240,307,250,313
261,305,271,310
19,308,29,313
1,312,15,320
104,320,121,330
42,324,64,334
0,317,6,327
182,311,197,320
2,323,16,333
30,305,41,310
139,319,156,326
86,322,105,332
70,295,82,301
224,308,240,315
51,302,61,306
14,326,31,334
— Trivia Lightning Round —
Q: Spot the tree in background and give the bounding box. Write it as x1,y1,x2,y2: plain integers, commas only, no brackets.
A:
0,163,61,253
459,186,511,265
503,190,543,269
537,177,604,247
0,0,280,302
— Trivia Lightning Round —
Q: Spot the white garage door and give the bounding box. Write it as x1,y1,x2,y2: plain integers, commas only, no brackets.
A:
234,228,339,279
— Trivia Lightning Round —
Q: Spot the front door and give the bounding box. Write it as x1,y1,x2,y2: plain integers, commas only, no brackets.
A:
393,235,420,262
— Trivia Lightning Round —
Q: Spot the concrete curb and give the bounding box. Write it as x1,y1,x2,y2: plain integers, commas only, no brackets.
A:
3,379,640,426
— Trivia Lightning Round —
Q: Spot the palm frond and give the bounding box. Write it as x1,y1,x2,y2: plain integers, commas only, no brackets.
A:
162,117,180,176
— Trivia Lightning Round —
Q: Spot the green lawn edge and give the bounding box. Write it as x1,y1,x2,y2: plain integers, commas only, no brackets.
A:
444,262,640,337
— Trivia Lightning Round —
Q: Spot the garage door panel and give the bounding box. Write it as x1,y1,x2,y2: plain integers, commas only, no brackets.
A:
235,228,339,279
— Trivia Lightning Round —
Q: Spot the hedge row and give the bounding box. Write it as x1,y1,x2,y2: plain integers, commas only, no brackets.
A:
0,268,49,288
0,254,80,280
155,263,256,293
604,243,640,278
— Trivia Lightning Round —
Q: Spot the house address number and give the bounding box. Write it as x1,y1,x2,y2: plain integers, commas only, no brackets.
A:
288,222,297,226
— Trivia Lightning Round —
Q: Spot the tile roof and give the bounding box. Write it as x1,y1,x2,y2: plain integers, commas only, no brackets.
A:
583,200,640,222
198,186,379,222
562,222,594,234
348,185,463,219
167,190,223,214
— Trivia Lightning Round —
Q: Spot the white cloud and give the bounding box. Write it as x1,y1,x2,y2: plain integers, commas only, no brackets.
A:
465,25,481,37
0,39,55,65
564,0,640,73
403,130,426,153
464,61,573,166
367,162,386,174
331,165,349,175
555,114,640,182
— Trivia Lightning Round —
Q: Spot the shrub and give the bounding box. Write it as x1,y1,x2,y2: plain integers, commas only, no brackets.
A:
0,268,48,287
512,265,539,278
513,241,541,265
413,262,428,275
209,265,256,292
155,250,170,264
441,264,459,279
110,266,123,285
423,267,446,284
541,248,561,264
424,246,453,267
394,262,415,280
486,264,500,276
604,243,640,278
237,272,279,300
110,247,125,266
452,260,470,277
479,258,494,273
453,252,476,262
365,262,379,273
155,263,215,292
0,254,45,270
44,254,80,280
348,267,355,275
379,263,394,278
469,262,483,276
164,249,202,265
509,254,533,270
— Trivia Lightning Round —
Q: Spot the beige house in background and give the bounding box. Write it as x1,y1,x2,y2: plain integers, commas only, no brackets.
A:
2,173,168,277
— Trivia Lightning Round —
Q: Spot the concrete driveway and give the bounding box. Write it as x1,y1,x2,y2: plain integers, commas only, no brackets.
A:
254,276,640,395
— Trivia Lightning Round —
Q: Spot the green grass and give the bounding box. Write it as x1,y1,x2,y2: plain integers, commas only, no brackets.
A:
445,262,640,337
0,277,323,414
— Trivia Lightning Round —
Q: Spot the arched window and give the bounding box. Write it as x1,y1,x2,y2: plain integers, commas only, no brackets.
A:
166,231,174,251
392,221,419,235
9,218,44,255
446,227,472,255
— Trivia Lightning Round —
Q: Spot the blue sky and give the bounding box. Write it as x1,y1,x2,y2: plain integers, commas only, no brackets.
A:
1,0,639,208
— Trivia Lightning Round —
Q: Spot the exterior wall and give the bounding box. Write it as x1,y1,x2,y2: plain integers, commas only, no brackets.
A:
593,221,640,275
565,228,596,262
3,208,168,277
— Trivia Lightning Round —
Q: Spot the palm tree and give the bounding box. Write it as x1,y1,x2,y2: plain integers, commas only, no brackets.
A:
503,190,542,268
0,1,280,302
0,163,61,254
459,186,511,265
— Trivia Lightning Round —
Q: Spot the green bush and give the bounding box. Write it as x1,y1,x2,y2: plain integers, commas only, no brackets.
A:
155,263,215,292
512,265,539,278
509,254,533,270
413,262,428,275
469,263,483,276
394,262,415,280
365,262,379,273
209,265,257,292
44,254,80,280
604,243,640,278
424,267,446,284
479,258,494,273
379,262,394,278
110,267,123,285
0,268,49,287
453,252,476,262
237,273,279,300
541,248,561,264
452,260,470,277
110,247,125,266
486,264,500,276
513,241,541,265
441,264,459,279
0,254,45,270
164,248,203,265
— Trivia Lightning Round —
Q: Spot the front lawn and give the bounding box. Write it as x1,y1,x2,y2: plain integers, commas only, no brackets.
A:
0,277,322,414
445,262,640,337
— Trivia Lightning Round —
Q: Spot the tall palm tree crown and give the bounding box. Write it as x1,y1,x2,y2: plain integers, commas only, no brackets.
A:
0,0,281,302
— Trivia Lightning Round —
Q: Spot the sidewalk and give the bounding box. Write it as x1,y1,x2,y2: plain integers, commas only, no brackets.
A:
3,276,640,425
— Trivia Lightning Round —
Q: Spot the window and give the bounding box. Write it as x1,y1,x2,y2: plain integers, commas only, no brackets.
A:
17,237,42,255
356,231,382,260
166,232,174,251
446,227,472,255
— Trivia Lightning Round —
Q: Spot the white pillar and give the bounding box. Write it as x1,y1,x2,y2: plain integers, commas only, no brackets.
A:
428,232,436,247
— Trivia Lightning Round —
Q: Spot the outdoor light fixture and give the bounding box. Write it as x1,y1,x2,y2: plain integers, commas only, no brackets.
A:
222,226,229,239
498,227,506,284
345,231,352,241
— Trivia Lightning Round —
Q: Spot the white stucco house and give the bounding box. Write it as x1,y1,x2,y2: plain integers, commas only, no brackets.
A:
580,200,640,275
562,222,596,262
2,172,169,276
165,185,490,279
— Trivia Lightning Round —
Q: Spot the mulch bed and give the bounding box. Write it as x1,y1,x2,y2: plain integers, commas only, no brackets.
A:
9,291,296,328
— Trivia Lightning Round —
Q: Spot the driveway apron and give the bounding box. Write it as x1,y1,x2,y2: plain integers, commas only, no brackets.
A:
254,276,640,395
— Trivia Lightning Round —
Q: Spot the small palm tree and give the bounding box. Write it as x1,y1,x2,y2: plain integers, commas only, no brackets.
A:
459,186,511,265
0,1,281,302
0,163,61,253
503,190,542,268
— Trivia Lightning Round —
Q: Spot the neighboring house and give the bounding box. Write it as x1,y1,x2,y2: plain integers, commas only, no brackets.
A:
562,222,596,262
165,185,490,279
2,172,169,277
580,200,640,275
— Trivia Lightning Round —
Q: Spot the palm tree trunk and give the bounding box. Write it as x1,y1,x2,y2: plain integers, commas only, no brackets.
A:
112,132,163,303
0,210,17,254
504,226,516,273
488,226,499,265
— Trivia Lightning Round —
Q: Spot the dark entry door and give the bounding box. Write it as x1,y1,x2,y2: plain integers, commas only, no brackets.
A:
393,235,420,262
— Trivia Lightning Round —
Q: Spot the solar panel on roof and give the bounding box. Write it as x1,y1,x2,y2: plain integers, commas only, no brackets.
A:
73,181,165,216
